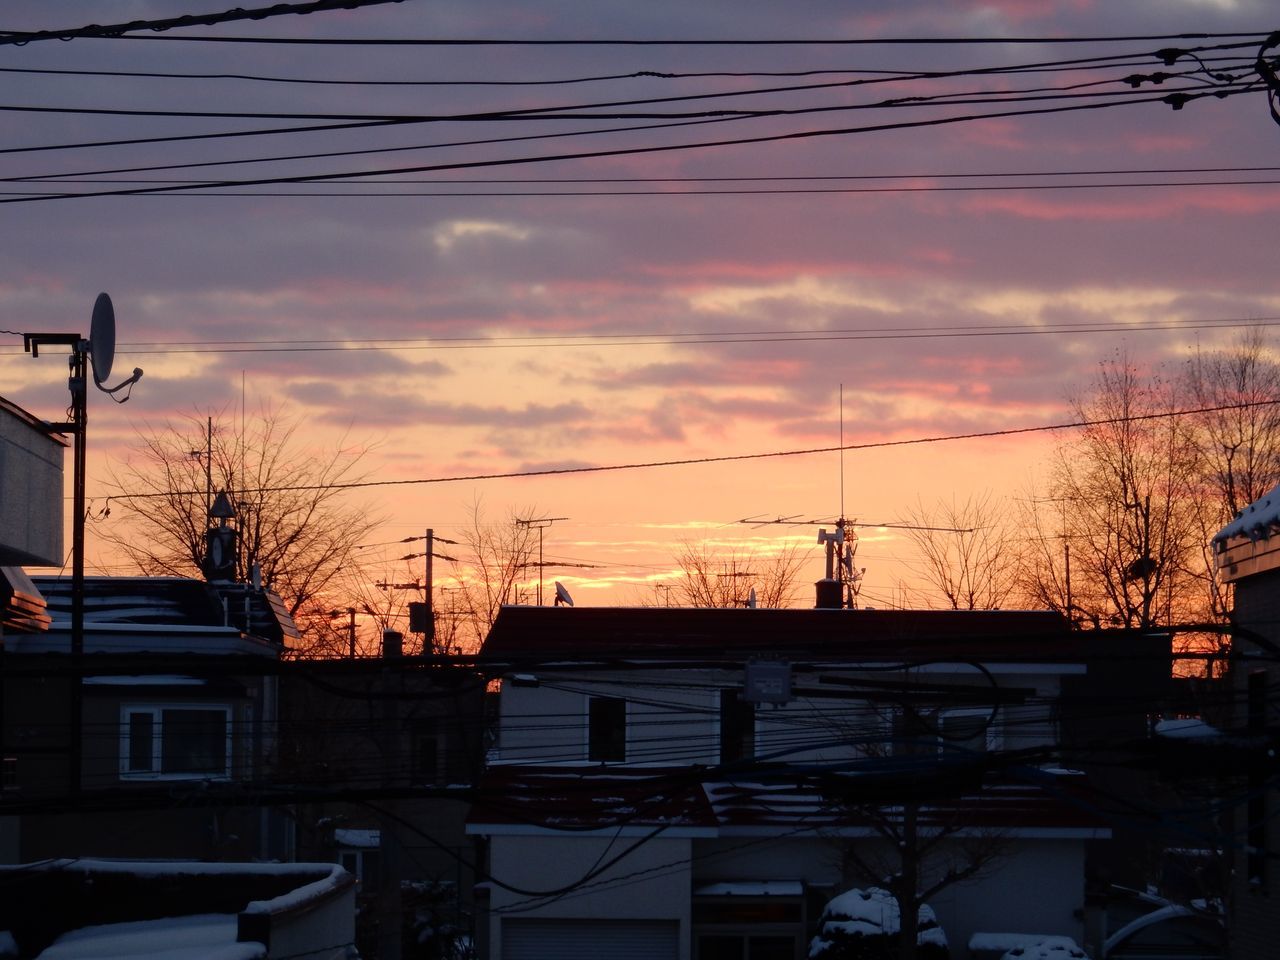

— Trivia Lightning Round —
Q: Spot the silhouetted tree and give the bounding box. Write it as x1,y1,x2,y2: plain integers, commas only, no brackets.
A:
99,406,380,655
671,539,810,608
902,493,1020,611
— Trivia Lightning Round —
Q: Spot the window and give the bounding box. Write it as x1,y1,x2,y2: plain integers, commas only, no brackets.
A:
720,689,755,764
121,705,231,779
588,697,626,762
411,718,443,785
339,849,381,891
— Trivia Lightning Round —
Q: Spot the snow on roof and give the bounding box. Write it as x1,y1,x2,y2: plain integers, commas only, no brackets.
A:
83,675,207,687
1154,718,1223,740
28,859,334,879
1102,904,1206,956
1214,483,1280,543
694,880,803,897
999,936,1087,959
334,828,380,849
33,914,262,960
970,933,1065,952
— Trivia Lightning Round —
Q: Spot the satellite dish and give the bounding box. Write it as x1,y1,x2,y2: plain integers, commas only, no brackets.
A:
88,292,115,386
554,581,574,607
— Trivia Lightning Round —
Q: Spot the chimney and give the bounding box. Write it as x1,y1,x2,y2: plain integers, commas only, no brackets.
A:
815,578,842,609
382,629,403,659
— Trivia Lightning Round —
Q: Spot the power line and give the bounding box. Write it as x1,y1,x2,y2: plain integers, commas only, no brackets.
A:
8,176,1274,198
98,398,1280,501
105,31,1271,47
1,313,1267,357
0,0,406,47
0,86,1242,205
15,163,1280,184
0,42,1253,179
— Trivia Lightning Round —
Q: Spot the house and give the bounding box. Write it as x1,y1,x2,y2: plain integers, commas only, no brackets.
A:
1211,487,1280,960
277,638,487,958
0,574,298,863
469,605,1172,960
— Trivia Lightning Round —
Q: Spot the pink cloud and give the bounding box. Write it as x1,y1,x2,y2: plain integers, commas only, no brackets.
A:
960,187,1280,221
961,0,1095,25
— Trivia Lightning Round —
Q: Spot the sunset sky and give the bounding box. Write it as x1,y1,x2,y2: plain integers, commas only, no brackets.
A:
2,0,1279,617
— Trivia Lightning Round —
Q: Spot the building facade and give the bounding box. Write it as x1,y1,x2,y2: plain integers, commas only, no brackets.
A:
470,606,1169,960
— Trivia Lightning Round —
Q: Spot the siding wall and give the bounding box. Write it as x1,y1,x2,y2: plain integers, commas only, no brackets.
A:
1228,567,1280,960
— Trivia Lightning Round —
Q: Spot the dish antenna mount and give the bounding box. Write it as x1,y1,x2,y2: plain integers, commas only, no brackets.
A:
554,581,575,607
21,292,147,799
88,292,144,398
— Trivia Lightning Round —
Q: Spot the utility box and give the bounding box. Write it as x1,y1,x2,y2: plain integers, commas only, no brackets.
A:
743,660,792,705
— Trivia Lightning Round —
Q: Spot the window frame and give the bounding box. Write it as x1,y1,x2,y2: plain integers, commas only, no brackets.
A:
119,703,234,781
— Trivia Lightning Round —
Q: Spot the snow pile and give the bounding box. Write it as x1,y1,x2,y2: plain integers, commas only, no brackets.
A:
34,914,263,960
1000,936,1088,960
809,887,948,959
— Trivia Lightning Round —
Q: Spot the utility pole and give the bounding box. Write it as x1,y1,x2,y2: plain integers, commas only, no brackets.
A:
394,528,459,654
329,607,357,657
378,629,403,960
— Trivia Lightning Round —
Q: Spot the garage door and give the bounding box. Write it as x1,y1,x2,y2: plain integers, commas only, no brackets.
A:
503,918,680,960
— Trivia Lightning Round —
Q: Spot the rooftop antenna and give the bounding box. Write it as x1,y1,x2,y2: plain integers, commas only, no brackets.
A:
839,383,846,522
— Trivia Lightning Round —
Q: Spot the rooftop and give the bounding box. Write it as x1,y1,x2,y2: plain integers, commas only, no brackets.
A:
482,605,1076,661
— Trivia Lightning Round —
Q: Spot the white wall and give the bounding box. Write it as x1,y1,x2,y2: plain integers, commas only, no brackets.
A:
0,402,63,566
498,665,1067,768
487,834,693,960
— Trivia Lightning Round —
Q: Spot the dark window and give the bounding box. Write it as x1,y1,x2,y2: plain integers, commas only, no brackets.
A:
588,697,626,762
126,711,155,773
122,706,229,778
162,709,227,775
411,719,441,784
720,689,755,764
340,849,381,890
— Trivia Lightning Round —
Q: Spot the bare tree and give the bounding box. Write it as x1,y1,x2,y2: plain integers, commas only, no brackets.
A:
902,493,1021,610
1182,331,1280,622
817,702,1008,960
827,806,1007,960
445,498,540,652
1184,329,1280,520
671,539,810,608
98,406,381,653
1036,351,1207,629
